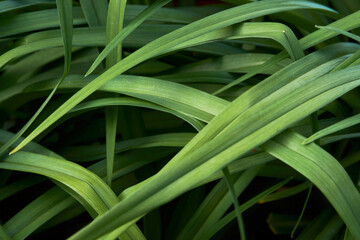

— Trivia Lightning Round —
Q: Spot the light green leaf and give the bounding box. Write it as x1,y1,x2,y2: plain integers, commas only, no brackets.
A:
262,131,360,238
68,45,360,239
215,10,360,95
87,0,181,76
0,0,73,156
11,0,335,154
316,25,360,42
304,113,360,144
0,151,145,239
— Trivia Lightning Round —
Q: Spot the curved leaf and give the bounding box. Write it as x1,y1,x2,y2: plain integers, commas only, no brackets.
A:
262,131,360,238
304,113,360,144
68,47,360,239
11,0,335,154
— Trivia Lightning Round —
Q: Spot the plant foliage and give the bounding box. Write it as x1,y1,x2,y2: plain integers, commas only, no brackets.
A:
1,0,360,239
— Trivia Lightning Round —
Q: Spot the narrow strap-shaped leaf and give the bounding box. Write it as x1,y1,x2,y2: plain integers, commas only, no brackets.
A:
0,0,55,14
175,53,291,75
0,25,240,71
79,0,108,27
0,152,118,215
0,129,62,159
4,187,76,240
259,181,312,204
0,224,11,240
0,0,73,156
56,0,73,77
316,25,360,42
222,167,246,240
332,49,360,71
304,113,360,144
104,4,148,237
178,167,259,240
106,0,127,67
296,209,336,240
291,184,313,237
262,131,360,239
10,0,334,154
304,214,344,239
24,74,228,122
67,59,360,240
0,7,85,38
104,0,127,188
0,87,57,156
86,0,172,76
1,154,149,240
177,22,304,61
69,97,204,132
105,106,118,187
162,44,356,172
61,132,194,162
200,178,291,240
214,10,360,95
3,148,173,239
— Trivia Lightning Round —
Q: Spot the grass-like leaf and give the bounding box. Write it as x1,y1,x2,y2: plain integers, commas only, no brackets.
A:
79,0,108,27
10,0,334,154
262,131,360,238
304,113,360,144
0,0,73,156
86,0,171,76
2,1,360,239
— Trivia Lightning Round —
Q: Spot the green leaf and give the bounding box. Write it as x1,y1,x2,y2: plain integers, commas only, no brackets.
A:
0,151,145,239
296,209,336,240
175,53,291,75
70,46,360,239
56,0,73,76
262,131,360,238
0,0,55,14
316,25,360,42
61,132,194,162
0,152,118,214
259,181,311,204
179,167,259,240
304,113,360,144
25,74,228,122
291,184,313,237
215,10,360,95
79,0,108,27
222,167,246,240
86,0,179,76
10,0,335,154
105,106,118,187
0,7,85,38
0,224,11,240
0,0,73,156
4,187,75,240
201,178,291,240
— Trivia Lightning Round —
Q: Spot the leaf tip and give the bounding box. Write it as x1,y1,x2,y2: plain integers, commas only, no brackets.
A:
9,148,17,155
